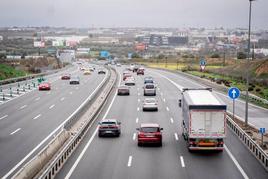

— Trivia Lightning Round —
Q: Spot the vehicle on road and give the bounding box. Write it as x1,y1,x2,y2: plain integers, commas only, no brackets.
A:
116,63,121,67
83,70,91,75
61,74,71,80
179,88,226,151
123,73,132,81
98,119,121,137
133,65,139,72
142,98,158,111
69,76,80,84
117,85,130,95
144,76,154,84
125,77,135,86
98,69,106,74
137,123,163,146
137,68,145,75
143,83,156,96
38,82,51,90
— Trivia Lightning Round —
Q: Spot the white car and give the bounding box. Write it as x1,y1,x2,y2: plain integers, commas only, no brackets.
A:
143,98,158,111
125,77,135,86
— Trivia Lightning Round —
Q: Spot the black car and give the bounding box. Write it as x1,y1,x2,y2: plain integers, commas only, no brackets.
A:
98,119,121,137
98,69,106,74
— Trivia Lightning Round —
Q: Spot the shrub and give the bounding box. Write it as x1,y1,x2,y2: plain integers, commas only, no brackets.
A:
255,88,261,92
248,87,254,91
211,54,220,58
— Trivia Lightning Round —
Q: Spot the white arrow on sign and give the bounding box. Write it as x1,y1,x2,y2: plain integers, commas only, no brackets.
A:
232,89,236,98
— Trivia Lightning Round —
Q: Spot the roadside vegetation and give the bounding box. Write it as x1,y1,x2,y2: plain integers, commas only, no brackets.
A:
0,64,27,80
134,57,268,105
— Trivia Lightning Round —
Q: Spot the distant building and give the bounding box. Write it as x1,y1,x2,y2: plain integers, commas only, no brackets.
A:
58,50,75,63
136,35,188,46
0,36,3,41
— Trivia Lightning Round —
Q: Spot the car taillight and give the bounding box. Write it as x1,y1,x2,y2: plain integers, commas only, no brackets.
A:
138,132,145,137
155,132,161,137
218,141,224,145
189,141,195,145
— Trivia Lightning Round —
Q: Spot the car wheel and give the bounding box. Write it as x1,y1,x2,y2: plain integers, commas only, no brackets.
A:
159,142,162,147
98,133,102,137
138,142,142,147
155,108,158,111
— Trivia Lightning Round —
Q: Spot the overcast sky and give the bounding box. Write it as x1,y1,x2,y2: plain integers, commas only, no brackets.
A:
0,0,267,29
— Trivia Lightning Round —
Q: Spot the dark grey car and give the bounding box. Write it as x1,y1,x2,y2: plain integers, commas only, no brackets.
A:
98,119,121,137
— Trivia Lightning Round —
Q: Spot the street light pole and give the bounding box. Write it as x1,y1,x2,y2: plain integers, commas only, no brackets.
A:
245,0,254,127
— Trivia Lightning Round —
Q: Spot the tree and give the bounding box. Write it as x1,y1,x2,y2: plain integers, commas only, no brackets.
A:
211,53,220,58
237,52,247,59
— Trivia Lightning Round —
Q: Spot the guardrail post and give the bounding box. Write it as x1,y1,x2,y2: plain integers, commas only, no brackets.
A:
0,86,2,92
23,86,25,92
2,93,5,100
18,82,20,88
33,82,36,88
28,84,31,90
9,87,12,97
17,88,19,95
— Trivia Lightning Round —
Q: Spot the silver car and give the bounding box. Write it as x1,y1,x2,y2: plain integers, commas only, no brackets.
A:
125,77,135,86
69,76,80,84
143,83,156,96
98,119,121,137
142,98,158,111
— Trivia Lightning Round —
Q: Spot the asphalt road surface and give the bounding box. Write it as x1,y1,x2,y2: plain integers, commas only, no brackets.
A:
0,63,107,178
56,66,268,179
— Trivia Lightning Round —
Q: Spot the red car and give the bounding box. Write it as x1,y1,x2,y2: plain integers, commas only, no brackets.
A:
137,68,145,75
137,123,163,146
123,73,132,81
61,74,71,80
39,82,51,90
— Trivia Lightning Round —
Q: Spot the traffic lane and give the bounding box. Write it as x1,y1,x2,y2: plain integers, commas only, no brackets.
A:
0,69,97,131
56,72,142,179
149,69,268,129
148,70,266,179
0,66,80,113
0,72,106,177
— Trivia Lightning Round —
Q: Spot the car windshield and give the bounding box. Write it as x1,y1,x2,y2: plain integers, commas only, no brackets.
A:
145,84,154,89
140,127,159,133
101,122,116,125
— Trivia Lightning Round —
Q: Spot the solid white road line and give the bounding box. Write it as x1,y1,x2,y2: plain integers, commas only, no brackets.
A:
35,97,40,101
133,133,136,141
10,128,21,135
60,97,65,101
0,115,8,121
64,72,121,179
19,105,27,110
170,117,174,123
166,107,170,111
180,156,185,168
3,70,108,179
224,145,249,179
136,117,139,123
127,156,133,167
33,114,41,120
174,133,179,141
49,104,55,109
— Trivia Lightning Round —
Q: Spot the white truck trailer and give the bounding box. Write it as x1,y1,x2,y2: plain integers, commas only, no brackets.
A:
179,88,227,151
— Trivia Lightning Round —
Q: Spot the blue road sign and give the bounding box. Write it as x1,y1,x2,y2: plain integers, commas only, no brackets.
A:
200,58,206,66
259,128,266,134
228,87,240,100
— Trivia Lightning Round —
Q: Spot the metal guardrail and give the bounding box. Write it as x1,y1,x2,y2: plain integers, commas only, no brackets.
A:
12,67,117,179
38,68,117,179
226,115,268,172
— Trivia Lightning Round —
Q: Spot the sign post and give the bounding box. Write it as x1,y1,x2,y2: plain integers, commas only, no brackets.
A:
228,87,240,121
259,128,266,147
200,58,206,72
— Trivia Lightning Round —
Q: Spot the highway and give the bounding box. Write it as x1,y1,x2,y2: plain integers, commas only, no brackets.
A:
56,66,268,179
0,63,107,178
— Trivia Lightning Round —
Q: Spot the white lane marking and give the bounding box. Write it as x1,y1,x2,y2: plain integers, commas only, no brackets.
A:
19,105,27,109
35,97,40,101
0,115,8,120
49,104,55,109
138,93,140,96
136,117,139,123
138,99,140,102
174,133,179,141
33,114,41,120
137,88,139,91
127,156,133,167
60,97,65,101
133,133,136,140
76,87,79,90
161,92,163,96
180,156,185,168
158,88,160,90
64,72,120,179
10,128,21,135
69,91,73,95
170,117,174,123
47,91,51,95
166,107,170,111
224,145,249,179
163,98,166,102
137,107,140,111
